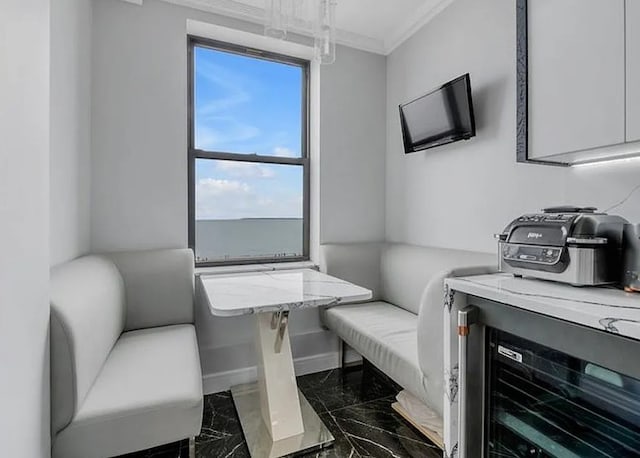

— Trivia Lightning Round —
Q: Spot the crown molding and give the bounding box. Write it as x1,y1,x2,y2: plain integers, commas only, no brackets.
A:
384,0,454,54
120,0,452,56
157,0,387,54
163,0,264,21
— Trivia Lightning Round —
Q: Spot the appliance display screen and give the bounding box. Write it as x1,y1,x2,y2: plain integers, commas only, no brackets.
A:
487,329,640,457
399,73,475,153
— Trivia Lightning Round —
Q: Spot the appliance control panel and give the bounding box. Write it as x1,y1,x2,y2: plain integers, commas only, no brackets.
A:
502,243,562,265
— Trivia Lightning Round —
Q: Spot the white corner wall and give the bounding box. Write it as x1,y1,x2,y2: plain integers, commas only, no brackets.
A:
0,1,51,456
386,0,564,253
90,0,386,391
90,0,191,253
320,45,386,243
50,0,93,266
386,0,640,253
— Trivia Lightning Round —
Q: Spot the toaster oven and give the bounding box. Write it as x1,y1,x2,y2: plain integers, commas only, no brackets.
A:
496,207,628,286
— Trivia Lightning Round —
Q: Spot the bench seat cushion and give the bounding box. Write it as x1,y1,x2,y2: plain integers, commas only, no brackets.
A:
53,324,203,458
323,301,429,403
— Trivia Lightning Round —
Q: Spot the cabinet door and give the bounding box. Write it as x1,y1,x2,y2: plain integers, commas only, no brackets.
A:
627,0,640,142
528,0,625,159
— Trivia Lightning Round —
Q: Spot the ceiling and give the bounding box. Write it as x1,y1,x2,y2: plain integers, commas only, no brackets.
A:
153,0,455,55
331,0,454,53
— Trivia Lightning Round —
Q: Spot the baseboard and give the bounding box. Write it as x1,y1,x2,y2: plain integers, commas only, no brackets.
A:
202,351,341,395
344,345,363,365
293,351,340,376
202,366,258,395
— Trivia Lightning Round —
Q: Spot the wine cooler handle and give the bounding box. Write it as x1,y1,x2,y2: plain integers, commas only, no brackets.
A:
457,306,478,458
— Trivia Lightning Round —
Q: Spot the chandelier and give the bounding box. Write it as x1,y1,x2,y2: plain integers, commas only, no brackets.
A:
264,0,337,64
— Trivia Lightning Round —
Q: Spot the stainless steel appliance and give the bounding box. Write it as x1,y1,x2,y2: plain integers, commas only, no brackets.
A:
457,299,640,458
496,206,628,286
623,223,640,292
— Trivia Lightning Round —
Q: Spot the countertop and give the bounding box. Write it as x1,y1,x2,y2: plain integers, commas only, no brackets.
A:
446,273,640,340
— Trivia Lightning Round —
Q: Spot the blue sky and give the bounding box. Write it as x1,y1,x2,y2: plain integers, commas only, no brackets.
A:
194,46,304,220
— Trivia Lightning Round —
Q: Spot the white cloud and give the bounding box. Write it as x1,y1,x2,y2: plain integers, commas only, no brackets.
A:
216,161,276,179
197,178,251,196
272,146,298,158
196,178,252,220
196,177,302,220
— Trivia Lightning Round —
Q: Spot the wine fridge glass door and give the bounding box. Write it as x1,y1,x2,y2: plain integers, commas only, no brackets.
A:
486,329,640,457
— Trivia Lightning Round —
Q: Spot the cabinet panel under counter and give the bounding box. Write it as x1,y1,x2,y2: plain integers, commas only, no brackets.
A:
442,273,640,457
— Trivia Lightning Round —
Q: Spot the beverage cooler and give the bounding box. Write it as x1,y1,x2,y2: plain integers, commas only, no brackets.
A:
487,330,640,457
456,298,640,458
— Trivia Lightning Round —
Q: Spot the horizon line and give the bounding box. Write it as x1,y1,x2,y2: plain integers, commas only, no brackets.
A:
196,217,303,221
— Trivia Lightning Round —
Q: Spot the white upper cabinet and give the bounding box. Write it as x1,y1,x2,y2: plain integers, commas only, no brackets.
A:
627,0,640,142
528,0,626,160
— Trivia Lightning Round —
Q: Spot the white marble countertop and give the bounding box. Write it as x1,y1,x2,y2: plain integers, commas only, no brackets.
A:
446,273,640,340
197,268,372,317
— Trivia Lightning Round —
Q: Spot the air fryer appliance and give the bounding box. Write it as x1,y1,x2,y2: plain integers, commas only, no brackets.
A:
496,206,628,286
623,223,640,292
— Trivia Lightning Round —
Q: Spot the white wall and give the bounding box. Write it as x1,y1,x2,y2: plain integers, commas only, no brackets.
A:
91,0,190,253
90,0,386,390
50,0,92,266
320,46,386,243
0,1,51,456
386,0,640,253
564,162,640,223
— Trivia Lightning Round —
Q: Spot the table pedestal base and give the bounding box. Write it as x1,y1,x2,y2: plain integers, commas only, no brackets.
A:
231,383,334,458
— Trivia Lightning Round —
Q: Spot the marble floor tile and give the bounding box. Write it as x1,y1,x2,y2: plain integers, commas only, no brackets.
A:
298,363,401,414
116,363,441,458
304,412,360,458
329,397,442,458
199,391,244,442
196,433,250,458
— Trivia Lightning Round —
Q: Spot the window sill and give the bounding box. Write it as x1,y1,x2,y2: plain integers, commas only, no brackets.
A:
195,260,318,277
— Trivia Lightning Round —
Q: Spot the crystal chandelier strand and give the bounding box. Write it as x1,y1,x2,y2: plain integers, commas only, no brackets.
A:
264,0,337,64
264,0,290,39
314,0,336,64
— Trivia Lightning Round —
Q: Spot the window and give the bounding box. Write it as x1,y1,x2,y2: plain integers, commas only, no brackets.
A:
188,37,310,266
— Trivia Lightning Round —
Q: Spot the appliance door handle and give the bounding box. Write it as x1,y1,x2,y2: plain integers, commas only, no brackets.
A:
457,306,479,458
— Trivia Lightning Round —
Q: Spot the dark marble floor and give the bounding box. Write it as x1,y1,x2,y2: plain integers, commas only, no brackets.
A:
118,362,442,458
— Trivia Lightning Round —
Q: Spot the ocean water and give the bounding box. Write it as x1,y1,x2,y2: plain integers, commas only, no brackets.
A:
195,218,304,263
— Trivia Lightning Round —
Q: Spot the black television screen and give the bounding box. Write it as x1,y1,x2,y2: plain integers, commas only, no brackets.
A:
399,73,476,154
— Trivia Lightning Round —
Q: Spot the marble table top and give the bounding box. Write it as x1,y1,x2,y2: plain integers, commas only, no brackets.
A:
446,273,640,340
198,268,372,317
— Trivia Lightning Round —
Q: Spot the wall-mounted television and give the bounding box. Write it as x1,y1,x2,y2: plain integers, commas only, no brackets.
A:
399,73,476,154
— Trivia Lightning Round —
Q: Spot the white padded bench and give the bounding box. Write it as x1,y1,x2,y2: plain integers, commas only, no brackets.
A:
320,242,495,428
50,249,203,458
